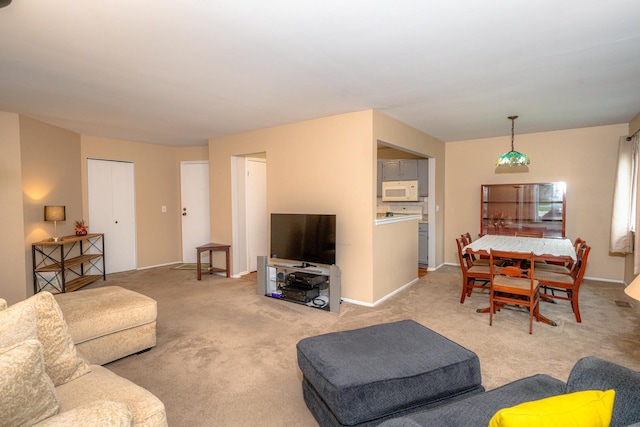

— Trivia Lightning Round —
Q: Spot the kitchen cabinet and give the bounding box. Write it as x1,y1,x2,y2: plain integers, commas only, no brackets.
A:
418,223,428,266
382,160,418,181
379,159,428,196
418,159,428,197
377,160,383,197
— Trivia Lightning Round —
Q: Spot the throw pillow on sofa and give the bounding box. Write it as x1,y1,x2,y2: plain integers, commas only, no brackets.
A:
8,292,91,386
488,389,615,427
0,300,38,347
0,339,61,426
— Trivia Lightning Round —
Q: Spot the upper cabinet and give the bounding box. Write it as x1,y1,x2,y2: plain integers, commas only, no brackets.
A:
382,159,418,181
480,182,566,238
379,159,428,197
417,159,428,197
377,160,383,197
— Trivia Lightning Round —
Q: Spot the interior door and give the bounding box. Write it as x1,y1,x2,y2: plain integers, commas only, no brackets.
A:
181,161,210,263
87,159,137,273
246,158,267,272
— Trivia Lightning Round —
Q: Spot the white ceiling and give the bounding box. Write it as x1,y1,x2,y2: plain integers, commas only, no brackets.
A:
1,1,639,146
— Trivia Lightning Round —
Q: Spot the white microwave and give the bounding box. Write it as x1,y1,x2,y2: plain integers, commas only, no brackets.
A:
382,180,419,202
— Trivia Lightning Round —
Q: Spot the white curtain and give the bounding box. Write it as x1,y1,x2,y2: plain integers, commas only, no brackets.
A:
610,135,640,272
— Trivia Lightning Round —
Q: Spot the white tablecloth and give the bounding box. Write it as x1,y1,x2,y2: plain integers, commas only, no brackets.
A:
463,235,577,262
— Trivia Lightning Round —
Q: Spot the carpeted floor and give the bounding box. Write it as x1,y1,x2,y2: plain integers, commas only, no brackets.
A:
85,265,640,427
171,263,208,271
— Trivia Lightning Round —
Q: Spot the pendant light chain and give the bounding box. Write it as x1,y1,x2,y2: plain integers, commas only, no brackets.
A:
509,115,518,151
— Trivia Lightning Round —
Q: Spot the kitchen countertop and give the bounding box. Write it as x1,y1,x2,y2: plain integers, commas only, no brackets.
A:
375,213,424,225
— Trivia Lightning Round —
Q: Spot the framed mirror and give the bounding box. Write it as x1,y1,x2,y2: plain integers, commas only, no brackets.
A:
480,182,566,238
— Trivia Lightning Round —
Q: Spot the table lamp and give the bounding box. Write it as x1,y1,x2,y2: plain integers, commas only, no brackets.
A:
44,205,66,242
625,275,640,301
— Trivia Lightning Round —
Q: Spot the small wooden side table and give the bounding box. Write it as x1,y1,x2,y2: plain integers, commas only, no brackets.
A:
196,243,231,280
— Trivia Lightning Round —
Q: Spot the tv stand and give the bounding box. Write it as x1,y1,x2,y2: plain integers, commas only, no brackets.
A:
256,256,341,313
294,262,315,268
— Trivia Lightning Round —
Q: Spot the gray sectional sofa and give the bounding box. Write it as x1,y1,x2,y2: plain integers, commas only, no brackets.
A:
379,356,640,427
297,320,640,427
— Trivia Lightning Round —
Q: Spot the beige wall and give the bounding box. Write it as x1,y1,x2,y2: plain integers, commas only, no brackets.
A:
209,110,445,304
0,113,27,304
20,117,83,301
209,111,376,302
373,219,419,302
81,135,208,268
444,123,628,282
372,111,446,268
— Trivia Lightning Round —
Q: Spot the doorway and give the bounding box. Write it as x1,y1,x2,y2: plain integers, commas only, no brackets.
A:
180,161,210,263
246,158,267,272
231,154,267,275
87,159,137,274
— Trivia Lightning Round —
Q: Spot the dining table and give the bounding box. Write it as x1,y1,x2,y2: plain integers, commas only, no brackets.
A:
463,234,577,327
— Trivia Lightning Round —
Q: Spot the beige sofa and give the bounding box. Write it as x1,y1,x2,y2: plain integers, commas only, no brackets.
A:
0,290,167,426
54,286,157,366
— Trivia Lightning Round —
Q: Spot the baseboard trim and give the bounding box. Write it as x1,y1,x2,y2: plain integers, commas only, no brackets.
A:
341,277,420,307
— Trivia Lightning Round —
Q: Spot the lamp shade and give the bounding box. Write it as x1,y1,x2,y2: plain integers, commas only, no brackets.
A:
44,206,66,222
625,275,640,301
496,150,531,167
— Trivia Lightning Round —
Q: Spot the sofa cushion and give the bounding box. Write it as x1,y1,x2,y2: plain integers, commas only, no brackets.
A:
297,320,483,426
566,356,640,427
54,286,157,344
55,365,167,427
0,299,38,347
379,374,567,427
10,292,91,386
35,400,133,427
488,389,615,427
0,339,60,426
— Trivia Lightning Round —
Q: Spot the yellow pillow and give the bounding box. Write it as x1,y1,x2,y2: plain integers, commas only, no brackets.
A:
488,389,615,427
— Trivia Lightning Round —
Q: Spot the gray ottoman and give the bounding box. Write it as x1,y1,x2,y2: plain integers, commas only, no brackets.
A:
296,320,483,426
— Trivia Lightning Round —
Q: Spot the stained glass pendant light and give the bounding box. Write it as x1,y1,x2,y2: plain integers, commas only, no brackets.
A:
496,115,530,166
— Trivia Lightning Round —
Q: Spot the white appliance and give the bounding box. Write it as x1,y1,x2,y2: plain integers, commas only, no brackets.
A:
382,180,419,202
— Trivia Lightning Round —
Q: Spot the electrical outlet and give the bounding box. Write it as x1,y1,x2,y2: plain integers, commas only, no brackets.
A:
161,206,167,213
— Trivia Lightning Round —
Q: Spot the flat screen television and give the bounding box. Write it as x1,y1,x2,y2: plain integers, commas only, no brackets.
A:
270,213,336,266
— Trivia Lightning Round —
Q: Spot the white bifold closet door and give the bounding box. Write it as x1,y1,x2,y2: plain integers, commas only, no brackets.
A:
88,159,137,274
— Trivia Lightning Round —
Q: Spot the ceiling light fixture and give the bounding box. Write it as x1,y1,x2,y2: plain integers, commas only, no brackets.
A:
0,0,11,9
496,115,530,167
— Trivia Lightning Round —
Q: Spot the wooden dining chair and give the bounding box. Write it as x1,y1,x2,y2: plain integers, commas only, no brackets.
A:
461,232,486,266
489,249,540,334
456,237,491,303
461,232,502,266
535,237,585,274
537,244,591,323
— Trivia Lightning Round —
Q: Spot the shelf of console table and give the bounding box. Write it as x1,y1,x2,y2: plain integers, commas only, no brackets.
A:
32,233,106,293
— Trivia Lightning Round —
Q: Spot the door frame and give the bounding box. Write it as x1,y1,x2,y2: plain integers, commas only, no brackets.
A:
231,154,267,276
245,158,267,272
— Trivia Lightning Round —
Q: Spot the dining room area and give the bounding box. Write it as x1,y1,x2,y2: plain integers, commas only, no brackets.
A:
454,182,592,334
